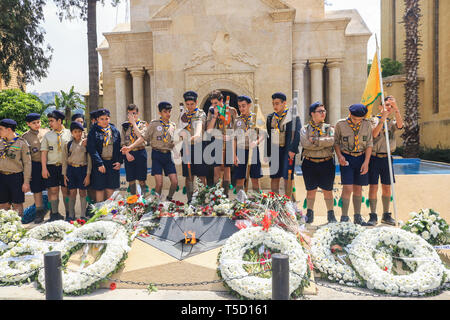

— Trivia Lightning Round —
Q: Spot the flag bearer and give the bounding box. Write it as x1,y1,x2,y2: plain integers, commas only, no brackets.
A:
22,113,49,223
367,96,403,226
300,102,337,224
62,121,91,221
123,102,178,200
121,104,149,196
41,110,72,221
0,119,32,216
87,108,122,203
334,104,373,226
233,95,263,194
266,92,301,196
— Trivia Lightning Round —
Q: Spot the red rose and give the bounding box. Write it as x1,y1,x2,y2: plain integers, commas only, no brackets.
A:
384,267,388,272
110,282,116,290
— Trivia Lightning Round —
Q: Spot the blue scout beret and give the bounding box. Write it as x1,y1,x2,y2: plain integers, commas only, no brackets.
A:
70,121,84,132
309,101,324,114
183,91,198,102
0,119,17,130
158,101,172,112
71,113,84,122
96,108,111,117
349,104,368,117
25,113,41,122
89,110,99,119
48,110,65,120
237,95,252,104
272,92,287,101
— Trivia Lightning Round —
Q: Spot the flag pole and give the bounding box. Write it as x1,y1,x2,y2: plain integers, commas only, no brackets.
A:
375,34,398,227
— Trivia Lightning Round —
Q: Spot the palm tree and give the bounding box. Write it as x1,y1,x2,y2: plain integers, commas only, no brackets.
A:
49,86,85,127
401,0,422,158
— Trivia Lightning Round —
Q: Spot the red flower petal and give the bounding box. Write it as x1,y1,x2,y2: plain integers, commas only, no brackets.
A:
110,283,116,290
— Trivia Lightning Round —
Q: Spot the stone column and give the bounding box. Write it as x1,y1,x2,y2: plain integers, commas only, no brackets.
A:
112,68,128,126
293,61,307,126
129,67,145,111
328,61,342,126
309,60,324,105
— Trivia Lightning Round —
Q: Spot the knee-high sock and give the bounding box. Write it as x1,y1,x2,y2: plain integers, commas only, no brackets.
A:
352,195,362,215
63,196,69,214
382,195,391,213
223,180,231,198
306,198,315,211
167,185,177,200
50,200,59,214
79,197,88,218
369,199,377,213
129,183,137,195
341,198,350,217
68,198,76,218
186,180,194,202
325,198,334,212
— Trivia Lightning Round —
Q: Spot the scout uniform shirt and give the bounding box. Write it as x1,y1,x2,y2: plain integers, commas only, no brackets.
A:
145,119,176,152
180,107,206,143
0,135,32,183
234,112,257,149
100,126,114,160
121,120,148,150
207,105,238,133
334,118,373,153
269,106,292,148
22,128,49,162
62,139,92,176
40,128,72,165
370,116,400,154
300,122,335,158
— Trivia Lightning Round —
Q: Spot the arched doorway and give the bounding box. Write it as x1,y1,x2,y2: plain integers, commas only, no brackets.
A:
202,90,239,116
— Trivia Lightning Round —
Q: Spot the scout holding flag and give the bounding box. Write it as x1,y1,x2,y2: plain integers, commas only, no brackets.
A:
22,113,50,223
179,91,207,202
41,110,72,222
0,119,32,216
87,108,122,203
232,95,263,194
62,121,92,221
122,102,178,201
334,104,373,226
300,102,336,224
266,92,301,196
207,90,238,197
121,104,149,196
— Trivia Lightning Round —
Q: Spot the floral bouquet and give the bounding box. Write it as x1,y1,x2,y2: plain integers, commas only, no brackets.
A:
0,209,27,252
401,209,449,246
190,178,234,217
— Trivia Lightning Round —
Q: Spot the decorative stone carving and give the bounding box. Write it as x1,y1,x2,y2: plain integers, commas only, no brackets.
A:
185,72,255,97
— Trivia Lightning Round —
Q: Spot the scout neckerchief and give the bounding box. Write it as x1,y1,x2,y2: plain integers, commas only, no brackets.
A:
241,113,253,131
101,125,112,147
0,134,19,159
217,105,232,129
346,117,362,152
309,120,325,137
273,105,289,132
159,118,170,143
55,128,64,151
186,107,198,132
129,119,141,144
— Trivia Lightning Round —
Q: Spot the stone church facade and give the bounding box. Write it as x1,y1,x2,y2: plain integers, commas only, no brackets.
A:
99,0,371,128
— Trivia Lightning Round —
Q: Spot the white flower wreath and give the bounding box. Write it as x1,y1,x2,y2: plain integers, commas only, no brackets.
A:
310,222,365,286
349,227,447,296
37,221,130,295
26,221,76,252
218,226,308,300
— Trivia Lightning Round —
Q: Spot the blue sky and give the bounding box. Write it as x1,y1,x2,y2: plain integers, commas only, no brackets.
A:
27,0,380,94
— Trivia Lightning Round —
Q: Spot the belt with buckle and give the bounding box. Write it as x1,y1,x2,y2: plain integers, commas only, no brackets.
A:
50,163,62,167
305,156,333,163
131,146,146,152
153,149,170,154
372,153,389,158
342,150,364,157
103,157,112,161
69,164,86,168
0,171,15,175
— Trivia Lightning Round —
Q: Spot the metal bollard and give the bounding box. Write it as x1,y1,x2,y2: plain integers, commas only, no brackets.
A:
272,253,289,300
44,251,63,300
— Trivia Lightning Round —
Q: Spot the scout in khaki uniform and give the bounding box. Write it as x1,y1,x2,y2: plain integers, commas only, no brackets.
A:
87,108,122,203
86,110,99,215
71,113,87,139
22,113,50,223
121,104,148,196
123,102,178,200
62,121,92,221
266,92,301,196
0,119,31,216
232,95,263,194
41,110,72,222
367,96,403,226
300,102,336,224
206,90,239,198
179,91,207,203
334,104,373,226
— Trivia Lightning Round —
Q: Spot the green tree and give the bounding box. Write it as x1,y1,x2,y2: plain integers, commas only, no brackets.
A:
52,0,120,119
47,86,85,126
0,0,53,89
0,89,47,134
368,58,404,78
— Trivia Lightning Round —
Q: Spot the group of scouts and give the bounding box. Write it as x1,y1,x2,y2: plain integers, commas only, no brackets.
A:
0,89,403,227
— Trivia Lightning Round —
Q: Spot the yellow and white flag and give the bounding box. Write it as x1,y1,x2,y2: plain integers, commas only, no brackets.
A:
253,98,266,130
361,51,382,118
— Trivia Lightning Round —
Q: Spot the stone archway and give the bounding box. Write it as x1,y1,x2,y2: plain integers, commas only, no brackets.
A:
202,90,239,116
